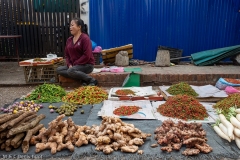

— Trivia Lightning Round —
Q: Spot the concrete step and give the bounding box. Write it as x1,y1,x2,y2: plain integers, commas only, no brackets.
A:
59,71,240,88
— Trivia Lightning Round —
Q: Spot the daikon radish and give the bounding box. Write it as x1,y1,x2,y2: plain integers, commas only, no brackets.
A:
219,123,229,137
235,136,240,149
230,116,240,129
213,125,231,142
219,114,234,140
235,109,240,114
236,114,240,122
234,128,240,138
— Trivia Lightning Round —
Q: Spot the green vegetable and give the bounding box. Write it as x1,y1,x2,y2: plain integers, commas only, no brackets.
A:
166,82,198,97
25,83,66,103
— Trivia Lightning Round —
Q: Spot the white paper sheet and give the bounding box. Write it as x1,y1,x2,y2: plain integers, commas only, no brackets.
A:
152,101,217,123
98,100,156,119
159,85,228,98
108,86,157,100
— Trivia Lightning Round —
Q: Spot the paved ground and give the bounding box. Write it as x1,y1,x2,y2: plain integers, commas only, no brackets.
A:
0,61,239,159
1,62,240,86
1,61,240,108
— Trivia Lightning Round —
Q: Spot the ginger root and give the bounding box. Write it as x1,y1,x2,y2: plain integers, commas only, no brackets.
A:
75,132,88,147
121,145,138,153
35,142,57,154
129,138,144,146
155,120,212,156
182,148,200,156
89,116,151,154
97,136,111,145
103,145,114,154
137,150,144,155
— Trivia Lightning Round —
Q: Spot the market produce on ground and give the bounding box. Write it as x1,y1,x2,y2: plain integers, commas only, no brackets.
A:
49,103,78,116
1,101,43,114
30,115,151,155
154,119,212,156
213,93,240,115
0,112,45,153
113,106,141,116
224,78,240,84
213,107,240,149
25,83,66,103
115,89,136,96
86,116,151,154
62,86,108,105
157,95,208,121
166,82,198,97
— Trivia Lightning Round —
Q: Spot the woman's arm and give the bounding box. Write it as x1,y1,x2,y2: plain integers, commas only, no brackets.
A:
65,39,73,67
73,36,92,65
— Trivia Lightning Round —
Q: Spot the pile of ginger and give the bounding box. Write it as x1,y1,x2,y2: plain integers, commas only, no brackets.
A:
30,114,90,154
85,116,151,154
154,119,212,156
30,115,151,154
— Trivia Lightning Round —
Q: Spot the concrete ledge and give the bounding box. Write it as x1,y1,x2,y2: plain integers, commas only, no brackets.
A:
58,72,240,88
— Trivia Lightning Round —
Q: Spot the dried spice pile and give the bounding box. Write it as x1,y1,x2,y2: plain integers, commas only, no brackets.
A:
213,93,240,115
166,82,198,97
62,86,108,105
25,83,66,103
115,89,135,96
113,106,141,116
224,78,240,84
157,95,208,120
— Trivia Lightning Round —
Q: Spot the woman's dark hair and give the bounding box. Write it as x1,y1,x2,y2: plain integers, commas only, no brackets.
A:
72,17,89,36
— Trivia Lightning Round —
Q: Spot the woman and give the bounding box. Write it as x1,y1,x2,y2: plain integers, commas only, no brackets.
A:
57,17,98,86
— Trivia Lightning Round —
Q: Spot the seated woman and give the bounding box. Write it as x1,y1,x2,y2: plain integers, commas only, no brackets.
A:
57,17,98,86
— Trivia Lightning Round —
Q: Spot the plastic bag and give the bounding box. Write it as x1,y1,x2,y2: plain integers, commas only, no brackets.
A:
225,86,240,94
215,78,240,90
91,40,97,51
110,66,124,73
101,67,110,72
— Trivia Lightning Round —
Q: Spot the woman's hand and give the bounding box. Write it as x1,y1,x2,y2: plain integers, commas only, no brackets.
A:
69,65,73,68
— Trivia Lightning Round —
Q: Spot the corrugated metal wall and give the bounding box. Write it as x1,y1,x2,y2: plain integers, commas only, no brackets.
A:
89,0,240,61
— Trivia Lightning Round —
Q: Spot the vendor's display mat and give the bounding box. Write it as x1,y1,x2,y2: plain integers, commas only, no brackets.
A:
71,103,240,160
98,100,156,119
1,99,240,160
152,101,218,123
159,85,228,102
108,86,157,101
0,99,94,159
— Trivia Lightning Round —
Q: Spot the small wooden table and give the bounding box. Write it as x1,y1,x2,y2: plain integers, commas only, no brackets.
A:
0,35,22,63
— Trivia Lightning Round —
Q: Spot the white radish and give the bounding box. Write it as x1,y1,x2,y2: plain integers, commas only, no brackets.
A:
235,136,240,149
219,123,233,140
219,123,229,137
235,109,240,114
219,114,234,140
236,114,240,122
234,127,240,138
230,116,240,129
213,125,231,142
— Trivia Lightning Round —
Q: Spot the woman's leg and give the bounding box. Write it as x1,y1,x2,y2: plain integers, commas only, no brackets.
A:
67,64,95,83
56,66,71,78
